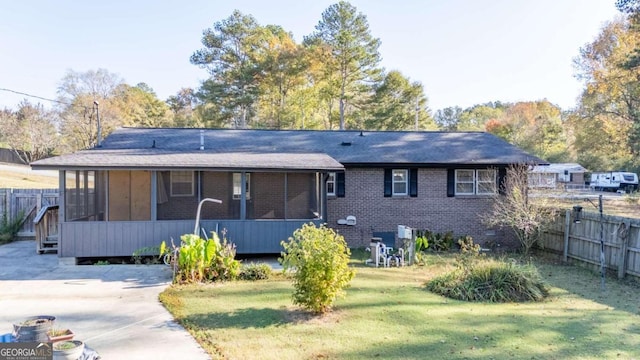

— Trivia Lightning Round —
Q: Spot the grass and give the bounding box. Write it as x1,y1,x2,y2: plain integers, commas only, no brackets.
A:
160,253,640,360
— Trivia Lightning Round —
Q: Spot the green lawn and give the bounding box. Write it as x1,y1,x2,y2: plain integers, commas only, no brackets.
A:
160,254,640,360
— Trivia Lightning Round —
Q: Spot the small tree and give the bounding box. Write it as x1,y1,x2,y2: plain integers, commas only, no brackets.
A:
483,164,558,255
280,223,355,314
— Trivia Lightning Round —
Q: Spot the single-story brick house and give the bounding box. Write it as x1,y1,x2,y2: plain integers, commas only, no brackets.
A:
31,128,543,260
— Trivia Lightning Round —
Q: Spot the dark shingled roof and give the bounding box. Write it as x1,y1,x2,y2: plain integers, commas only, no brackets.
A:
31,127,545,170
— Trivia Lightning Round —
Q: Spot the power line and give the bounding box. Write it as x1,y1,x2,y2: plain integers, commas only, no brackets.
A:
0,87,91,110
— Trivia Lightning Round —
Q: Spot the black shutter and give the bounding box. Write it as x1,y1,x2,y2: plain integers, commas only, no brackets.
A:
409,168,418,197
498,167,507,195
384,169,392,197
447,169,455,197
336,172,345,197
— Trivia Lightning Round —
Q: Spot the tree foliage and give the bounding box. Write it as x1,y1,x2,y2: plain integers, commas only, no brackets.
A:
56,69,173,152
191,10,264,128
304,1,382,130
572,17,640,171
365,70,436,130
0,101,59,163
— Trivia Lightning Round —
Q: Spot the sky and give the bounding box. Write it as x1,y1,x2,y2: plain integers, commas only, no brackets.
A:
0,0,621,112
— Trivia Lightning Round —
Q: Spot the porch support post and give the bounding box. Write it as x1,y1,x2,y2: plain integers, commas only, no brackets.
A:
58,170,65,257
240,172,246,220
151,171,157,221
322,172,328,222
58,170,65,224
284,173,288,220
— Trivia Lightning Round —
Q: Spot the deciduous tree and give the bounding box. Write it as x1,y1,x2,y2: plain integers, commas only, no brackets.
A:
0,101,59,163
483,164,558,255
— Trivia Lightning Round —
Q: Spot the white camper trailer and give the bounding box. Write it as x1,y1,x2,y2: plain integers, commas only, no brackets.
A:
589,172,638,192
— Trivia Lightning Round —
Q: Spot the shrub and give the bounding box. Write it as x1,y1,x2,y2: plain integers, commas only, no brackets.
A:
430,231,454,251
426,258,549,302
280,223,355,314
239,262,272,281
0,210,25,243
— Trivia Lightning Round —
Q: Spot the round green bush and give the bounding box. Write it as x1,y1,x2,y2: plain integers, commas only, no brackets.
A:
426,259,549,302
280,223,355,314
239,262,272,281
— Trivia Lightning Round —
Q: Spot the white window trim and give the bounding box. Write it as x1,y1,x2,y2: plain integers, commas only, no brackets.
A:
455,169,497,196
170,171,194,197
476,169,497,195
392,169,409,196
326,172,336,196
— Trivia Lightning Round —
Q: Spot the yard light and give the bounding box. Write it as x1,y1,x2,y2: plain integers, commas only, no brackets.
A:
572,206,582,224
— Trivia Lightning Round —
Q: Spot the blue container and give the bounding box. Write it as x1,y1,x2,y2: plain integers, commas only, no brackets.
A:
0,333,15,343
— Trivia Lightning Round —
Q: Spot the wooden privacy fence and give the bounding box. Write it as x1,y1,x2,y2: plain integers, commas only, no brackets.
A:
539,210,640,279
0,188,59,238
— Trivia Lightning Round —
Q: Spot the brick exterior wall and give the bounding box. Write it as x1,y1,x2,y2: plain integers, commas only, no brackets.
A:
327,168,515,249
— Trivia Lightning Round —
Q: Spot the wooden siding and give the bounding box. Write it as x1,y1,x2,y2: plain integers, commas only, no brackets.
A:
59,219,320,257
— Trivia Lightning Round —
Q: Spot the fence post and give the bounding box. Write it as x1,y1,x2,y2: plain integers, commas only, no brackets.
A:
36,193,42,213
563,209,571,262
618,221,630,280
6,188,13,223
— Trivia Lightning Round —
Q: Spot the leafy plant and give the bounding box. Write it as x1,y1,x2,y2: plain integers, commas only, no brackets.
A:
430,231,454,251
238,262,272,281
455,235,482,273
94,260,110,265
132,244,165,265
280,223,355,314
53,340,81,350
174,232,240,284
47,328,72,337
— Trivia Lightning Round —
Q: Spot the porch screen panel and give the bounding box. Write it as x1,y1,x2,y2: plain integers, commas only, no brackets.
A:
286,173,319,220
247,173,285,219
157,171,199,220
65,170,104,221
201,171,237,219
65,171,77,221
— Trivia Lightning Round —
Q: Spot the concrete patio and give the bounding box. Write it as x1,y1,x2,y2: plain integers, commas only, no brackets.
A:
0,240,210,359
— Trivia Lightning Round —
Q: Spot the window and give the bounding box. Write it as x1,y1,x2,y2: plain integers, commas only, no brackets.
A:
233,173,250,200
476,169,497,195
393,169,408,196
170,171,194,197
454,169,497,195
455,170,475,195
326,172,336,196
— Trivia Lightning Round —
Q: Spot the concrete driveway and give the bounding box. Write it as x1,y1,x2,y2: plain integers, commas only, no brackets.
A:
0,240,210,359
